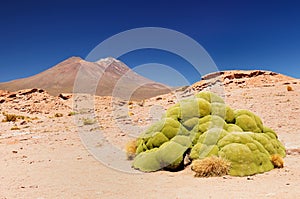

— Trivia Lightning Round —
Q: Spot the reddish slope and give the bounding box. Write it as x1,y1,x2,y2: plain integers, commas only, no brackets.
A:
0,57,172,100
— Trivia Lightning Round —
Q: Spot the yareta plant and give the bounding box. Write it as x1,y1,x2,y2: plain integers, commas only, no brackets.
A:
128,91,285,177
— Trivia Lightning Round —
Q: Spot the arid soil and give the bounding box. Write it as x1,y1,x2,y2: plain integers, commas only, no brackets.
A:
1,70,300,199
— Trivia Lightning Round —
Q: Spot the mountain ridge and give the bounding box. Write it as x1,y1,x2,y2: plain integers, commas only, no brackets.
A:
0,57,172,100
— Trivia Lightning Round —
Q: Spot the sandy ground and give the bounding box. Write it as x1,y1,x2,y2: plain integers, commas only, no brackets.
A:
1,72,300,198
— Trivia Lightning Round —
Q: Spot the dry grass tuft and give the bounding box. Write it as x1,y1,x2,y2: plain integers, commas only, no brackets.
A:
287,85,293,91
191,156,230,177
83,118,96,125
54,113,63,117
137,100,145,107
11,126,20,130
125,139,137,160
128,112,134,116
271,154,284,168
3,114,17,122
2,112,25,122
68,112,77,116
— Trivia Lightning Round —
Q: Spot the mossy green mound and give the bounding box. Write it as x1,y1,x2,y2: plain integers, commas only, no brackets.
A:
132,91,286,176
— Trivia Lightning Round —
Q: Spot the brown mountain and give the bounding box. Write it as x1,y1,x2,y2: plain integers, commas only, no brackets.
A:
0,57,172,100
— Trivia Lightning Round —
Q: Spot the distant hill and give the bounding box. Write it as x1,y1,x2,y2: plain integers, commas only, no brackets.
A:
0,57,172,100
187,70,296,93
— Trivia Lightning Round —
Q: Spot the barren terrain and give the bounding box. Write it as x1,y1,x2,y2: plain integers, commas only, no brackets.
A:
1,70,300,199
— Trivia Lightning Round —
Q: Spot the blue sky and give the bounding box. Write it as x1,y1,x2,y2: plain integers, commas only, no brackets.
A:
0,0,299,86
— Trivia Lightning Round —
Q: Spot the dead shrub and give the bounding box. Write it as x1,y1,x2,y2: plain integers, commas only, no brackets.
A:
125,139,137,160
191,156,230,177
271,154,284,168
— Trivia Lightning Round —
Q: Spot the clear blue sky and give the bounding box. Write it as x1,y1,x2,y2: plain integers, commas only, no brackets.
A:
1,0,299,86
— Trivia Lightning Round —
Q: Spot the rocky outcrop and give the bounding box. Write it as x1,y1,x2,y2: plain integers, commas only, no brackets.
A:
0,88,71,114
0,90,9,97
189,70,295,93
201,70,279,81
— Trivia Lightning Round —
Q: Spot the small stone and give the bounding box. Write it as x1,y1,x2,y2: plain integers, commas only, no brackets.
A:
168,100,174,104
20,120,27,125
183,155,191,166
0,97,5,103
12,150,18,154
59,93,72,100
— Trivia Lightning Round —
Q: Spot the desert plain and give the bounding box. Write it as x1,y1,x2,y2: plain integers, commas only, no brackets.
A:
1,70,300,198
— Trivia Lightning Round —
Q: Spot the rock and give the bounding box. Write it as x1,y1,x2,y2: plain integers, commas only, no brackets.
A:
168,100,174,104
0,90,9,97
286,148,300,155
0,97,5,103
184,154,191,166
18,88,38,95
20,120,27,125
8,93,17,98
59,93,72,100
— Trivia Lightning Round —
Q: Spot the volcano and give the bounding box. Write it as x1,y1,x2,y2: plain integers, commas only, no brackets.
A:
0,57,172,100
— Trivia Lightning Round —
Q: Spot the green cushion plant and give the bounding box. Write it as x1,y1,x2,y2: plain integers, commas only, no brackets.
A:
129,91,286,177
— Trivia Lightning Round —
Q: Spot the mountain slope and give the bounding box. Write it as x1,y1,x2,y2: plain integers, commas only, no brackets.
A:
0,57,172,100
